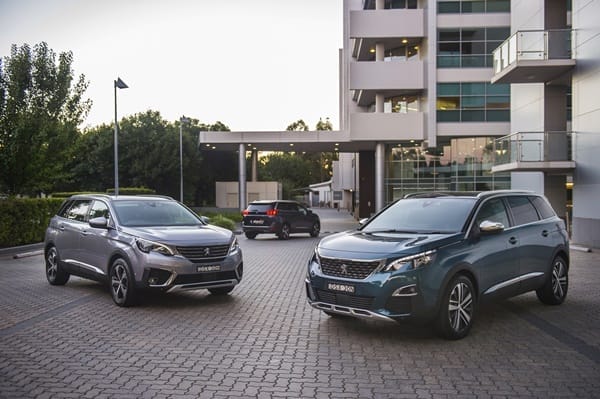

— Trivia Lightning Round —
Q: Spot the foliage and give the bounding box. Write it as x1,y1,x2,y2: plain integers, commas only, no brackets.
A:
0,42,92,195
197,210,243,223
69,111,213,204
0,198,64,247
285,119,309,131
207,214,237,231
315,117,333,131
258,152,314,199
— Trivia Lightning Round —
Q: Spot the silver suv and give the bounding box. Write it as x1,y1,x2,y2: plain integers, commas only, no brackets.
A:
44,195,243,306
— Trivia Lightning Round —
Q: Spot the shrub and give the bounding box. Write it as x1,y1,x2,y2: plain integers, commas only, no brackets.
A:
0,198,64,247
207,214,237,231
105,187,156,195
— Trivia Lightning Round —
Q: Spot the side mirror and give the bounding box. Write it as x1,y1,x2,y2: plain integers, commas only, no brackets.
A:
89,217,109,229
479,220,505,233
199,216,210,224
359,218,368,225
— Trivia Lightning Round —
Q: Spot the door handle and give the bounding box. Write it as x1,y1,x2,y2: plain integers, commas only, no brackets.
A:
59,224,65,231
509,237,518,245
81,230,89,236
542,230,549,237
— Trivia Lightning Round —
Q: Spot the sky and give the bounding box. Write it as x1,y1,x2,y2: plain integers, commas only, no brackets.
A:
0,0,343,131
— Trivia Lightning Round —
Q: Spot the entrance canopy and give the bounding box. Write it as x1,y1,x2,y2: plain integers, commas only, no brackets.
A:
198,130,378,152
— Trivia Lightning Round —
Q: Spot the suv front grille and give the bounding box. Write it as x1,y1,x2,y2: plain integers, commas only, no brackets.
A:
177,245,230,263
320,258,381,280
315,289,374,310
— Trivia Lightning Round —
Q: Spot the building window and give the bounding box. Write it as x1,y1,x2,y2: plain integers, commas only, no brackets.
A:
384,95,420,113
437,82,510,122
438,27,510,68
384,138,510,202
437,0,510,14
363,0,418,9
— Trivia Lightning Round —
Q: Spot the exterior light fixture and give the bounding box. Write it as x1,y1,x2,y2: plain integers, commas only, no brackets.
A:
113,77,128,196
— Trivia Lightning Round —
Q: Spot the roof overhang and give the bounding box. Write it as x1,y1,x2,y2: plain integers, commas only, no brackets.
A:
198,130,380,152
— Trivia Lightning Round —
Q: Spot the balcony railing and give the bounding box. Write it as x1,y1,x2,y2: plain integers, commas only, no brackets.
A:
493,29,574,75
493,131,572,166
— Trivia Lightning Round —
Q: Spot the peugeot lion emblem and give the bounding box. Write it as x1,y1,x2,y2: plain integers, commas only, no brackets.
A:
204,247,210,256
340,264,348,275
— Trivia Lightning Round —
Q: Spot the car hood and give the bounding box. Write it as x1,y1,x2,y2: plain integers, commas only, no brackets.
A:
317,229,463,259
121,224,233,246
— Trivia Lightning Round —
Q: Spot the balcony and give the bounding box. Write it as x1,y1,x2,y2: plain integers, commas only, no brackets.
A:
491,131,576,173
350,61,424,106
491,29,576,84
350,9,424,39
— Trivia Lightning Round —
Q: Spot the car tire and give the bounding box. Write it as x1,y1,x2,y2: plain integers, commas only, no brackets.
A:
435,275,476,340
245,232,257,239
536,255,568,305
309,222,320,237
278,224,291,240
209,287,234,295
109,258,137,307
45,246,70,286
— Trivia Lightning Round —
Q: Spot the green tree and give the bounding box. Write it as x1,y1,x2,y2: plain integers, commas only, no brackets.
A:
258,152,314,199
286,119,309,131
70,111,210,204
0,42,91,195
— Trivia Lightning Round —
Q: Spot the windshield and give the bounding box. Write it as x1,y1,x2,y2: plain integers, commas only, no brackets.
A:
361,198,476,234
112,200,203,227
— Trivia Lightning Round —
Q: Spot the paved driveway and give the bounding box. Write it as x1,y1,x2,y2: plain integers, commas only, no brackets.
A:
1,208,599,398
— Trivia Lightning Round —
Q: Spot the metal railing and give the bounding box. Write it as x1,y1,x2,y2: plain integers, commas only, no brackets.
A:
493,131,573,166
493,29,574,74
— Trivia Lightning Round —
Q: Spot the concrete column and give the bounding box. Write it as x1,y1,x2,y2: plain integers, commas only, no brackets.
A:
376,0,384,10
375,143,385,211
375,94,385,113
375,42,385,62
251,149,258,182
238,143,247,211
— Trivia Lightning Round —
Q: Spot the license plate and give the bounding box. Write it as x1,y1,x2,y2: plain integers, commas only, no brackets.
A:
327,282,355,294
197,265,221,272
251,219,264,225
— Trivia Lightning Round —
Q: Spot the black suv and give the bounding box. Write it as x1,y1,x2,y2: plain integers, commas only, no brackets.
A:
242,200,320,240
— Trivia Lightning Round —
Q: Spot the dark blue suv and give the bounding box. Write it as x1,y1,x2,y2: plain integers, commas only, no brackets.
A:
305,191,569,339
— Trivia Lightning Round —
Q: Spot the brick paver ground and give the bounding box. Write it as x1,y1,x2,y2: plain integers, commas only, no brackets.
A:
1,208,599,398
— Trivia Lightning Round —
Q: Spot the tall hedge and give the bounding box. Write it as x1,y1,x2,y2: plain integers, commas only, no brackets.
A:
0,198,64,247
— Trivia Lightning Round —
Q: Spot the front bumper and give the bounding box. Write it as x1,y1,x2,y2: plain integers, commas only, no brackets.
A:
305,258,436,323
136,249,243,292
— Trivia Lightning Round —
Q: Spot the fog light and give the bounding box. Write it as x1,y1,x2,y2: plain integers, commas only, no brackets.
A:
148,277,158,285
392,284,418,297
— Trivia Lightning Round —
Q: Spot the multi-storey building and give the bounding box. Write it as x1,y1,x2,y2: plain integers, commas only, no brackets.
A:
198,0,600,248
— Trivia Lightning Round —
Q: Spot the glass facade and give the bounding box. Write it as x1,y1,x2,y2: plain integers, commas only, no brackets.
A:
438,27,510,68
384,138,510,202
437,82,510,122
437,0,510,14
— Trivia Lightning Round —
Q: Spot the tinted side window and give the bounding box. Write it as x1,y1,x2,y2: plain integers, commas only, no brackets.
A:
65,200,92,222
57,200,73,218
89,200,110,219
475,198,510,227
507,196,539,226
530,196,556,219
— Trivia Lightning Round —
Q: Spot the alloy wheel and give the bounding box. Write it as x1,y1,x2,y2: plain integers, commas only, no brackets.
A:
552,258,568,300
448,281,473,333
46,247,58,281
111,262,129,304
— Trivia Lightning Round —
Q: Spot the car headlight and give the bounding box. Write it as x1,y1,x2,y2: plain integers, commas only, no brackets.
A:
385,250,436,271
136,238,175,256
228,237,240,255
